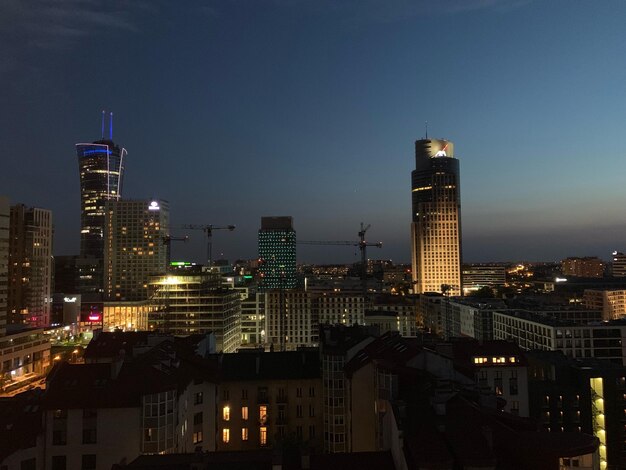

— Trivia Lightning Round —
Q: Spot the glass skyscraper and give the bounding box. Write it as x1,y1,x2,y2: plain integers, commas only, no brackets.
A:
258,216,297,291
410,139,462,296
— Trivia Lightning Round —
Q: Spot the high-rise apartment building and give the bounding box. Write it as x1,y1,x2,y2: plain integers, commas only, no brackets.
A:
0,197,9,336
561,257,605,278
76,132,126,292
410,138,462,295
258,217,297,291
104,199,169,301
8,205,53,327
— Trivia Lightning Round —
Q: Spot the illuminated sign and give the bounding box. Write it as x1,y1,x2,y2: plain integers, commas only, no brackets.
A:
555,277,568,283
148,201,160,211
64,297,77,303
88,314,101,322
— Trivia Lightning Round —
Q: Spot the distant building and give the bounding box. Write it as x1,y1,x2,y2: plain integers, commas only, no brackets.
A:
410,138,462,296
8,204,53,328
258,217,296,291
104,199,169,301
54,255,102,296
561,257,605,278
0,197,8,337
76,132,127,291
612,251,626,277
583,289,626,320
462,264,506,294
149,269,241,353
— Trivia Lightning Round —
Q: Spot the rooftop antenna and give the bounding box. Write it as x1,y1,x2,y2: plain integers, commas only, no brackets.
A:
425,121,428,139
109,112,113,140
101,110,106,139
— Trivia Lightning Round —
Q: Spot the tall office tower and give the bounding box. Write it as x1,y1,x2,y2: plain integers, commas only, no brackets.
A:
104,199,169,301
612,251,626,277
0,197,9,336
76,121,126,291
411,138,462,296
8,205,53,327
258,216,297,291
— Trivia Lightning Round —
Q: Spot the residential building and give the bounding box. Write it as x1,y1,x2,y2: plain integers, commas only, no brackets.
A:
410,138,462,296
528,351,626,469
240,289,265,347
8,204,53,327
104,199,169,301
264,290,314,351
258,217,296,291
0,197,9,337
214,350,323,452
561,257,605,278
583,289,626,320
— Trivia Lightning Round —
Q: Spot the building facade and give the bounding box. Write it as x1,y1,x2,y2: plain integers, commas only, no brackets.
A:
76,138,127,292
612,251,626,277
583,289,626,321
149,270,241,353
258,217,297,291
0,197,9,336
410,139,462,296
8,205,53,327
462,264,506,295
561,257,605,278
104,199,169,301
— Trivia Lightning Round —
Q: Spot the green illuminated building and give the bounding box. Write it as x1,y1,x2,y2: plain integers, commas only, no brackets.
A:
258,216,297,291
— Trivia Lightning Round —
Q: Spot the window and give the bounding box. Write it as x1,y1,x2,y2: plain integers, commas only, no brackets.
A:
259,405,267,424
494,372,503,396
242,427,249,441
81,454,96,470
242,389,248,400
222,428,230,443
51,456,66,470
223,390,229,400
194,392,203,405
20,459,36,470
223,406,230,421
309,425,315,438
296,426,303,438
309,405,315,417
193,431,203,444
52,431,67,446
241,406,249,420
260,426,267,446
296,387,302,398
194,412,203,425
296,405,303,418
309,387,315,397
82,429,97,444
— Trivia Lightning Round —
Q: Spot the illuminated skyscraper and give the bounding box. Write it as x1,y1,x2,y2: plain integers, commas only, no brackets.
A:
411,138,462,296
76,113,126,292
258,216,297,291
104,199,169,301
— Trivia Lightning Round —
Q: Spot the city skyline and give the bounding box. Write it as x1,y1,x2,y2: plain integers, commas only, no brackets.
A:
3,1,626,264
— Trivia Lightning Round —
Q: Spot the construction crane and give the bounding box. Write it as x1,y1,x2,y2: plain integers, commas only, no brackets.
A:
298,222,382,299
180,224,235,267
162,235,189,266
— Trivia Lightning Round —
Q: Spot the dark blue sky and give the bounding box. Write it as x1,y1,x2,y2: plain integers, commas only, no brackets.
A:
2,0,626,264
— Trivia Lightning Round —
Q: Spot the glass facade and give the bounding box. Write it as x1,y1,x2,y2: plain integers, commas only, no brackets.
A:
76,140,126,291
258,217,297,291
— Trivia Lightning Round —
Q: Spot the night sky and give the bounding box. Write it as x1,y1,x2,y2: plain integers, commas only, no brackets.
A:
2,0,626,265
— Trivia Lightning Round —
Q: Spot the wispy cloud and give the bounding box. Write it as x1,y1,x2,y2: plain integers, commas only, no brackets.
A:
0,0,154,52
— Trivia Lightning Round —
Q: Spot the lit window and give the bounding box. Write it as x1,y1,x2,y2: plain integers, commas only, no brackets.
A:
223,406,230,421
242,427,249,441
242,406,248,420
259,405,267,424
260,426,267,446
222,428,230,443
